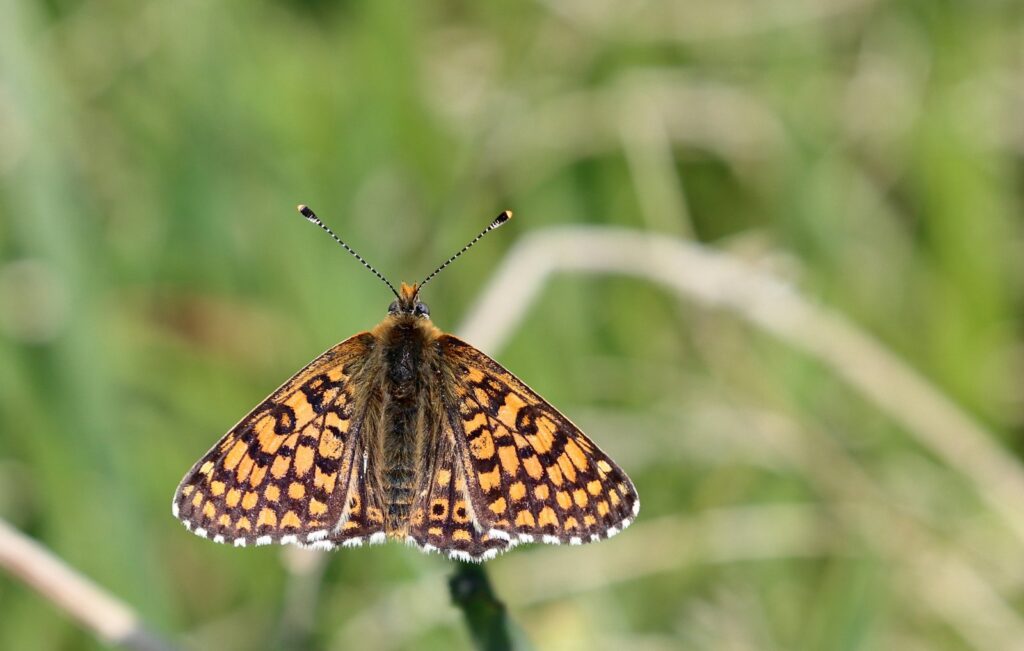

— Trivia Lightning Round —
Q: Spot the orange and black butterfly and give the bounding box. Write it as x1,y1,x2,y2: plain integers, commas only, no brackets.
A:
172,206,639,562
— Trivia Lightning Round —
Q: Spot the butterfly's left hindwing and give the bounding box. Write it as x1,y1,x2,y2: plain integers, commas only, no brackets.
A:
439,335,639,550
173,333,386,548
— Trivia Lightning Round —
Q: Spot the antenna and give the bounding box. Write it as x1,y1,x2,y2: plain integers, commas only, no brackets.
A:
418,210,512,291
296,205,400,299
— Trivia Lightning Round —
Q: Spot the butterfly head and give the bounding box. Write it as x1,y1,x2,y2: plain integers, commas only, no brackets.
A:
388,282,430,319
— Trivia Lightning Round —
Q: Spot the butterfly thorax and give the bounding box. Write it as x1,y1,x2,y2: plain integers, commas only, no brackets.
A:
373,310,443,536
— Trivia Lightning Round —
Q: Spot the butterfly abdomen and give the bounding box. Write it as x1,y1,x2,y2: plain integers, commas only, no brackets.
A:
383,396,417,528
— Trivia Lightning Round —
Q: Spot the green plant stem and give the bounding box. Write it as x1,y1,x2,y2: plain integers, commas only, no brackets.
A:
449,562,515,651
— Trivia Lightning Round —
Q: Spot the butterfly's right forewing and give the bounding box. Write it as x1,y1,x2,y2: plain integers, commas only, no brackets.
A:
439,335,639,549
173,332,386,548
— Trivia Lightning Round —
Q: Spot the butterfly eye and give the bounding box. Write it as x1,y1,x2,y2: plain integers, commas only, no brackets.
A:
414,302,430,318
387,300,400,315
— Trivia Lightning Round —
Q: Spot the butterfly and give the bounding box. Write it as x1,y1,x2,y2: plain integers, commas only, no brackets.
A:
172,206,639,562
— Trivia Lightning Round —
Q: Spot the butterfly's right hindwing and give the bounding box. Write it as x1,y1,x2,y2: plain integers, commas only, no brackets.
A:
173,332,386,548
406,415,513,561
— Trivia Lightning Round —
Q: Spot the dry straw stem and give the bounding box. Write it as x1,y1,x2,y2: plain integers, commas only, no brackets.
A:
276,546,330,650
0,519,177,651
538,0,879,42
460,226,1024,547
488,73,785,187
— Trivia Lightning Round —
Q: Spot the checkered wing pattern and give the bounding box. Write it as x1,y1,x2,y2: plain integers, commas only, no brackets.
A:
172,333,386,549
440,335,639,551
406,420,512,562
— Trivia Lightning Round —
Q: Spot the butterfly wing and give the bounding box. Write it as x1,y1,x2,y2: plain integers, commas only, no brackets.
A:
173,332,387,549
405,416,513,562
439,335,639,549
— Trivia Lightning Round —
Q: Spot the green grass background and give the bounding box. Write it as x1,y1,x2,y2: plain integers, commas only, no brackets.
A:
2,0,1023,649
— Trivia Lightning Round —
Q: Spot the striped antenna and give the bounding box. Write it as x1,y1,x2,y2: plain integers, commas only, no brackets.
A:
418,211,512,291
296,205,400,299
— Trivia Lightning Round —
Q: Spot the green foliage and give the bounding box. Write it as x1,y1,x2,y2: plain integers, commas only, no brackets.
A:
1,0,1023,649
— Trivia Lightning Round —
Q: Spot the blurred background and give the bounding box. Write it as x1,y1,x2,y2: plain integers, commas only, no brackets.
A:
2,0,1023,649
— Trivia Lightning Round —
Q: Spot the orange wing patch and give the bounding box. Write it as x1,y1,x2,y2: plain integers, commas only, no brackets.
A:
173,333,386,549
440,335,639,548
406,428,512,562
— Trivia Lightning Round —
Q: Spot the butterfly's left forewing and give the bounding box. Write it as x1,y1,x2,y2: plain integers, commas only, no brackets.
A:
173,332,386,548
439,335,639,551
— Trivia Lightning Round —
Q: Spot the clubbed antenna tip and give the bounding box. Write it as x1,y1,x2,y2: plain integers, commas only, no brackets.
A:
492,210,512,227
